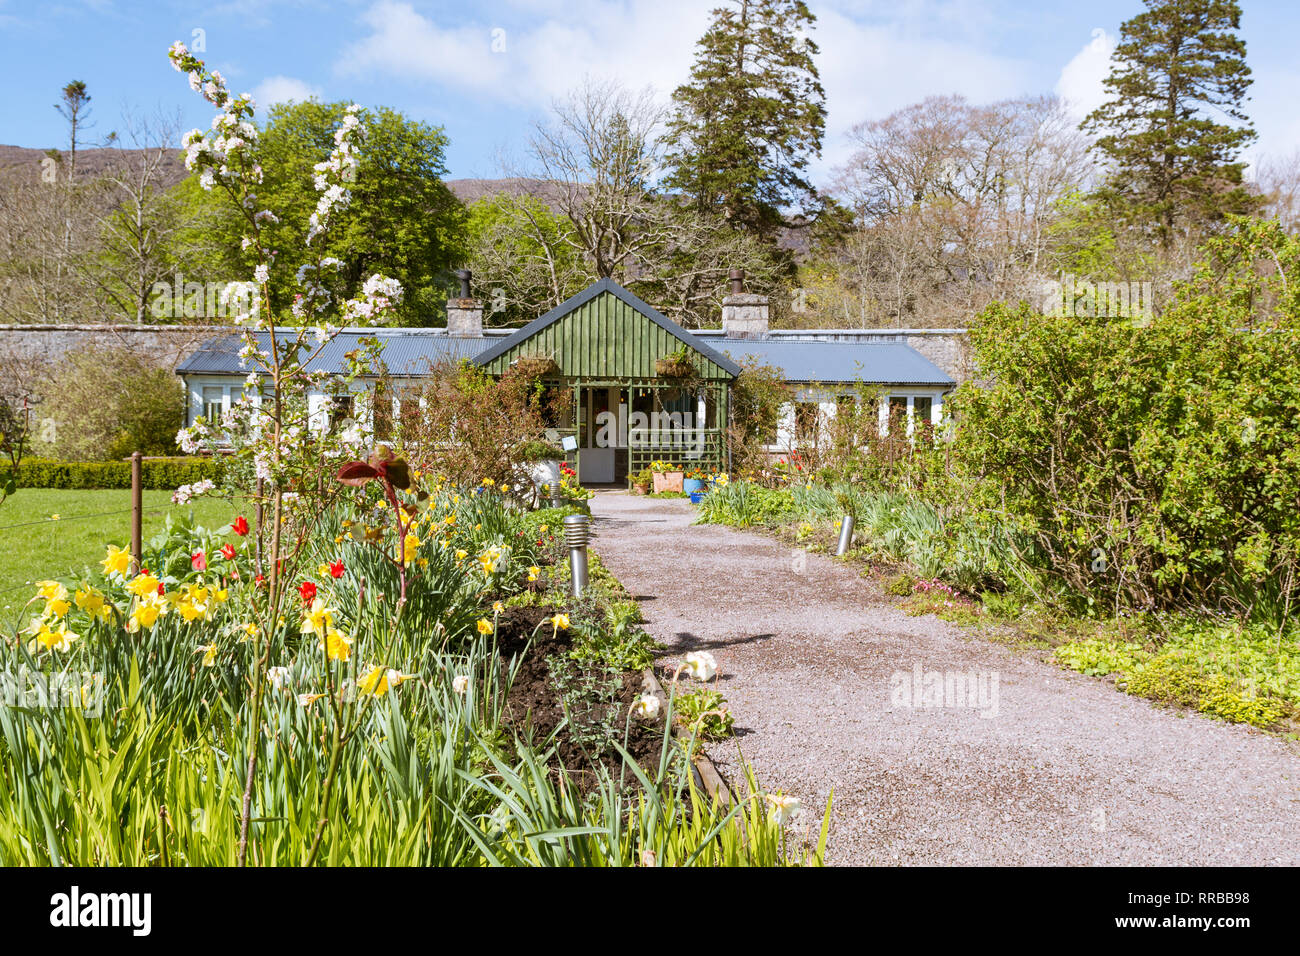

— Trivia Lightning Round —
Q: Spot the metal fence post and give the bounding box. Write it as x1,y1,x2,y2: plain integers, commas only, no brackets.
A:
130,451,143,573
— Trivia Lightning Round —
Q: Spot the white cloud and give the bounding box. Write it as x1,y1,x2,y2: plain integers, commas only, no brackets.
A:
336,0,709,109
1055,28,1116,121
813,6,1032,177
252,75,322,112
339,0,1038,187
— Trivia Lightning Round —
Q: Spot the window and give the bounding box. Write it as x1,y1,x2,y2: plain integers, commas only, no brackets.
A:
887,396,908,434
201,386,224,426
913,396,933,432
399,395,421,433
373,394,393,441
794,402,820,446
327,395,355,433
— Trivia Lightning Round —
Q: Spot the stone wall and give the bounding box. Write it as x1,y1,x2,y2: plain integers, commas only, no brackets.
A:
0,324,227,370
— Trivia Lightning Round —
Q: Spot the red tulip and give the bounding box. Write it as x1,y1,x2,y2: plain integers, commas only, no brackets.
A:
191,551,207,571
299,580,317,603
328,560,344,579
220,544,237,560
232,515,249,536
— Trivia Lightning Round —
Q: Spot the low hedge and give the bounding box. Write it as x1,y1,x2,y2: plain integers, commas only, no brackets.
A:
0,457,224,490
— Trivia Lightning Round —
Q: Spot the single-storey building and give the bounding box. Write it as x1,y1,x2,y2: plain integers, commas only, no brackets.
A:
177,274,954,482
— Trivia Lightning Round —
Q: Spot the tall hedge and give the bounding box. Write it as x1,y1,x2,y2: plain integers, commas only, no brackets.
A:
0,457,223,490
950,219,1300,617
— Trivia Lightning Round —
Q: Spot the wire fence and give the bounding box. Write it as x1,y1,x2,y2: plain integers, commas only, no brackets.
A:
0,509,134,534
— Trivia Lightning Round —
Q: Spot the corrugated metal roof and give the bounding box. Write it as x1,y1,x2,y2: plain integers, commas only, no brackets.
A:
716,339,953,386
176,328,506,377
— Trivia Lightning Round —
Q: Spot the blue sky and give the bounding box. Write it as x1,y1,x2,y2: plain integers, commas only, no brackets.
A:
2,0,1296,186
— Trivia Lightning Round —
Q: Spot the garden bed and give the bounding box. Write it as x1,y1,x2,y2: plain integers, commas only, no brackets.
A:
494,604,663,788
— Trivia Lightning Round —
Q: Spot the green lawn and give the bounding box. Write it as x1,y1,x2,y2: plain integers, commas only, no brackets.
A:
0,489,239,620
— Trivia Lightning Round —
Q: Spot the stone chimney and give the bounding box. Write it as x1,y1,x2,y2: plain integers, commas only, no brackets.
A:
446,269,483,336
721,268,768,339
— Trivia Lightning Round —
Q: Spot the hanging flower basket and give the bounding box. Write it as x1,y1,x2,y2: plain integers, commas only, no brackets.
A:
655,354,696,378
511,355,560,378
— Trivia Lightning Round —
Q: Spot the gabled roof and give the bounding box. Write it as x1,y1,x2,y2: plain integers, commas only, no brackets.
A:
470,278,743,377
718,339,953,386
176,328,507,377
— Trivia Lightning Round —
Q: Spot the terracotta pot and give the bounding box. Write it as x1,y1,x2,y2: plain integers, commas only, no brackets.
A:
652,471,684,494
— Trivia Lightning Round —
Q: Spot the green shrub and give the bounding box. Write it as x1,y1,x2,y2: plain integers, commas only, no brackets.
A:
1054,618,1300,728
951,219,1300,618
34,346,184,461
0,456,223,490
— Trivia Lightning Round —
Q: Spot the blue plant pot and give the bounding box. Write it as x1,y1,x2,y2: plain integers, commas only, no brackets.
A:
682,478,704,493
688,490,707,504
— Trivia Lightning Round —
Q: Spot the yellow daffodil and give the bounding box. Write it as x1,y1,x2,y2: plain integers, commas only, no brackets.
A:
476,618,493,636
321,626,352,662
240,622,257,642
126,572,161,598
492,601,504,614
317,563,332,578
43,597,71,620
403,533,420,564
357,665,392,697
300,597,335,638
27,621,77,654
128,594,167,632
74,587,111,622
550,613,570,631
196,643,218,667
527,566,541,582
454,549,468,562
101,545,132,578
298,693,327,707
36,580,68,603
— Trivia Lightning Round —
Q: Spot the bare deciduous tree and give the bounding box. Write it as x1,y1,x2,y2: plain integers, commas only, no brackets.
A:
822,95,1094,327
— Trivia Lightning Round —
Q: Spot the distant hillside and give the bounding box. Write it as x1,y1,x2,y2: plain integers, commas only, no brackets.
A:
0,144,187,185
1,146,808,253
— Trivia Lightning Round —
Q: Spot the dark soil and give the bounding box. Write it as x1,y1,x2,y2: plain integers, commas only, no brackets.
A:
494,605,663,789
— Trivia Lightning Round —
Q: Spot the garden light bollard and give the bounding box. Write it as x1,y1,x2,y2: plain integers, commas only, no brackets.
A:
564,514,590,598
550,481,563,509
835,514,855,556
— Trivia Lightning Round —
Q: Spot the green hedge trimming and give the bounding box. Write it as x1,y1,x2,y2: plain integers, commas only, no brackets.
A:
1,457,224,490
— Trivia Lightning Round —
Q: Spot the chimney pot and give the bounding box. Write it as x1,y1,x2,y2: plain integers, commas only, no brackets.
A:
729,268,745,295
446,274,482,336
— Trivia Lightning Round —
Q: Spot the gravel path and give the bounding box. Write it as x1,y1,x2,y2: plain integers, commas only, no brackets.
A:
589,490,1300,866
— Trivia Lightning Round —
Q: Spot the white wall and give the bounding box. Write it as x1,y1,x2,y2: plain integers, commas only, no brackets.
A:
765,387,948,453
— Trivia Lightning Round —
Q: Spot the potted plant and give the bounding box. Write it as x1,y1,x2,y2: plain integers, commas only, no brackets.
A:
650,459,684,494
518,439,565,493
682,467,706,494
628,467,652,495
